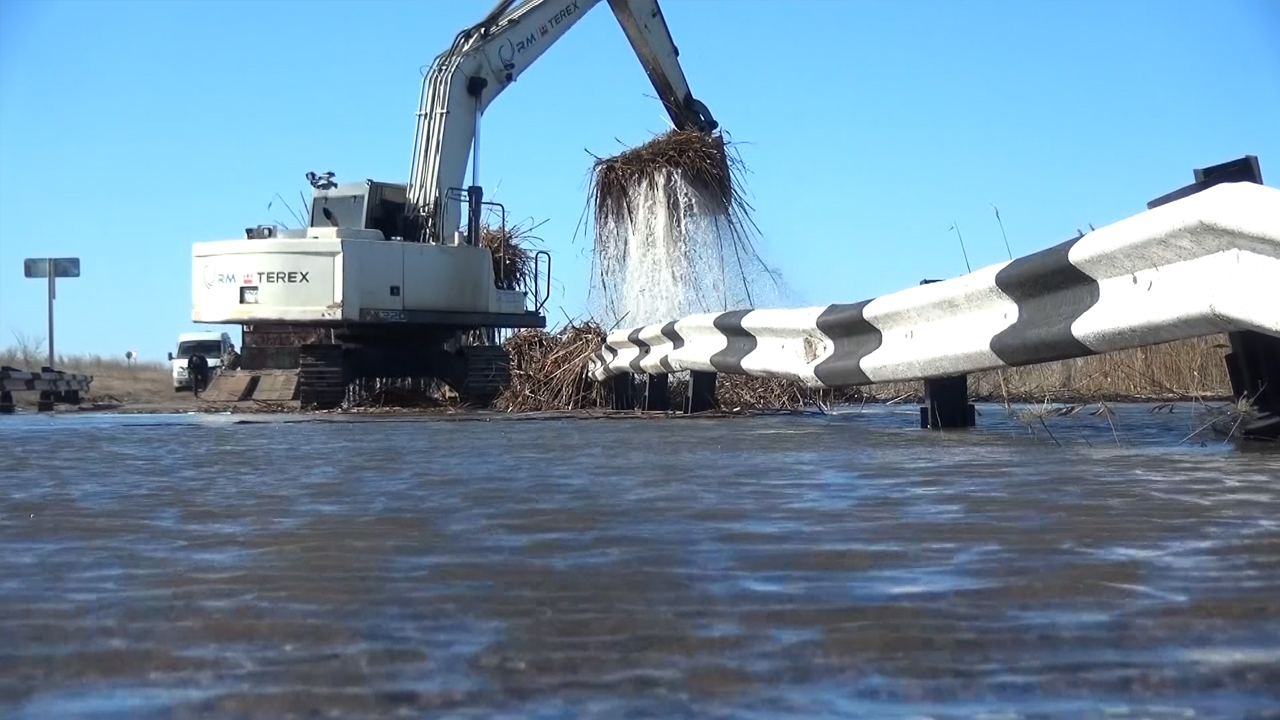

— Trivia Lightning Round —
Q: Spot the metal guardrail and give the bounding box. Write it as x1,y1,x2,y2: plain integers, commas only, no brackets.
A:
588,181,1279,385
1,368,95,391
587,177,1280,437
0,367,94,413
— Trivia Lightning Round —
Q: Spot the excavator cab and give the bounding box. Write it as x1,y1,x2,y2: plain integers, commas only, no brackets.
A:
308,180,409,242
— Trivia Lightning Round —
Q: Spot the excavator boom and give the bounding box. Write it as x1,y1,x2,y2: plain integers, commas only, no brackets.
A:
405,0,717,245
607,0,717,134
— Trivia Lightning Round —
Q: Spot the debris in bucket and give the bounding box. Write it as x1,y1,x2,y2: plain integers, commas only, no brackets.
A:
586,129,787,329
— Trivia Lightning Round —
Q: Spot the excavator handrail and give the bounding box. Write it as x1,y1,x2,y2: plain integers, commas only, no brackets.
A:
532,250,552,314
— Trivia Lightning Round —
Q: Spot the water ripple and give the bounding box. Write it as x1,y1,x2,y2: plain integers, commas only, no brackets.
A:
1,406,1278,719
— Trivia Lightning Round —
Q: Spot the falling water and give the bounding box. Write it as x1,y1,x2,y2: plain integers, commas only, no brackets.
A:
589,168,787,330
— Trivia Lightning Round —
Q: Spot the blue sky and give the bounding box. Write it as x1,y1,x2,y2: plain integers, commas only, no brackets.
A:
2,0,1277,361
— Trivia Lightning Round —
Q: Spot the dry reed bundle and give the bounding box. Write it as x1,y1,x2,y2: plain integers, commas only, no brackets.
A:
716,375,811,410
586,129,783,321
479,223,536,291
345,377,454,410
496,323,611,412
826,336,1235,405
664,373,816,412
967,335,1234,404
590,130,738,231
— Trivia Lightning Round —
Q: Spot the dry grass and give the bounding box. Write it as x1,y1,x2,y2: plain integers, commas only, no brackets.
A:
971,335,1233,403
494,323,610,412
345,377,456,410
665,373,825,412
0,344,172,404
1181,395,1264,443
478,221,538,292
842,335,1234,406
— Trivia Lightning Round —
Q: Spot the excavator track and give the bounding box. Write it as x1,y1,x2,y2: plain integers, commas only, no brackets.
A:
298,344,347,410
457,345,511,407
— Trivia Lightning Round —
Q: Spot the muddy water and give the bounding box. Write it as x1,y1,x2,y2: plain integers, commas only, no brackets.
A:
1,405,1278,719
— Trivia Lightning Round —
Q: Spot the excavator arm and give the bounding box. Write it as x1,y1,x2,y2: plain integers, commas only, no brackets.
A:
606,0,717,135
405,0,717,244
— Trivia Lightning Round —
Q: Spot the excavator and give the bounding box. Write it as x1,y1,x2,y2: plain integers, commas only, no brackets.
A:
190,0,718,408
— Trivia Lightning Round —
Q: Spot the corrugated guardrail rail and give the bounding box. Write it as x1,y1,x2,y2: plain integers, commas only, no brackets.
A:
0,367,93,413
1,368,95,392
589,182,1279,385
587,178,1280,437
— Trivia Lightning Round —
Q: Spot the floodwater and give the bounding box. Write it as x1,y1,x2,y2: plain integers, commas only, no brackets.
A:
2,404,1279,720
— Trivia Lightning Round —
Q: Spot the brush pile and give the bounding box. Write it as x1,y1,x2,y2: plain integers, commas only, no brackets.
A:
494,322,612,412
479,222,536,291
494,337,866,413
586,129,787,329
345,377,453,410
666,373,832,412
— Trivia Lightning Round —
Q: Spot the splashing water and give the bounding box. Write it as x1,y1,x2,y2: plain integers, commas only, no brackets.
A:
588,168,788,330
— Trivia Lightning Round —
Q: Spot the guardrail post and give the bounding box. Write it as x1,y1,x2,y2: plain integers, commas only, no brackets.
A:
39,366,60,412
914,279,975,430
611,373,636,411
1224,332,1280,440
686,371,717,414
1147,155,1278,439
644,373,669,411
0,391,13,414
920,375,975,430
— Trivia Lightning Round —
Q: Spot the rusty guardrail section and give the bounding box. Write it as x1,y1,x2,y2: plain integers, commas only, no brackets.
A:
0,367,93,413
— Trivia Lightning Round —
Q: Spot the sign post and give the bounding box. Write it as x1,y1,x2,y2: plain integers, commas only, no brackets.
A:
23,258,80,369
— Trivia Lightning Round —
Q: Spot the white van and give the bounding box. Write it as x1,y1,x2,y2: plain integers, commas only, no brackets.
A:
169,331,233,391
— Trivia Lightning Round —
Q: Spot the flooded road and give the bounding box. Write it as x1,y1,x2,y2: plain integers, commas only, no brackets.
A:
2,405,1279,719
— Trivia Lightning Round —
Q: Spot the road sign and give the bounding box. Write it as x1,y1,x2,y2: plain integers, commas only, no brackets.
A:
23,257,82,369
24,257,80,278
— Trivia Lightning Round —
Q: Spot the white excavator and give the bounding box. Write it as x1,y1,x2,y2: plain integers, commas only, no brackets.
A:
191,0,718,407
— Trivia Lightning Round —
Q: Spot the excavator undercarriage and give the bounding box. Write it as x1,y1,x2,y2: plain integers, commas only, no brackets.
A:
214,322,522,410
